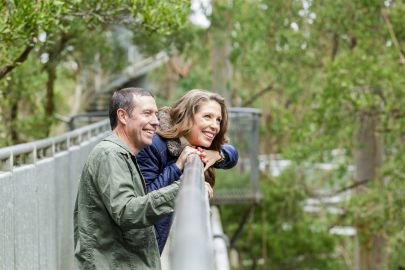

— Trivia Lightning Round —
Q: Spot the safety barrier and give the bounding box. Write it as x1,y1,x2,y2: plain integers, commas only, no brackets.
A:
1,117,235,269
0,119,110,270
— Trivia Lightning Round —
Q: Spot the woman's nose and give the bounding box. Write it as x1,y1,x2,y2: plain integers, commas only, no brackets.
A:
210,120,220,130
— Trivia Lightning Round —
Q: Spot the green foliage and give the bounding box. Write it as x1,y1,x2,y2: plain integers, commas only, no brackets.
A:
153,0,405,268
130,0,193,55
219,169,344,269
0,0,190,145
0,54,48,142
1,0,404,267
215,169,250,191
343,146,405,266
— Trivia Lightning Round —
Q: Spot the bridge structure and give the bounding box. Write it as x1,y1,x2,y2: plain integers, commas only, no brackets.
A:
0,108,261,270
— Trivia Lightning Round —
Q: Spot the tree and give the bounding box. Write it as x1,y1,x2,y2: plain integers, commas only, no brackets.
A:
152,0,404,268
0,0,190,145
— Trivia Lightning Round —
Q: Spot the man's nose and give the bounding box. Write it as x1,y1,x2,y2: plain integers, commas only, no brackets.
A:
151,115,160,126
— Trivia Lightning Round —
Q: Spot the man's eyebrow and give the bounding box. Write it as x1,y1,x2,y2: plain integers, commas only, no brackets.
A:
143,109,158,113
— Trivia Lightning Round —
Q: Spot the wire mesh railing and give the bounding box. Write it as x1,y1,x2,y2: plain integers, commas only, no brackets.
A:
0,119,110,270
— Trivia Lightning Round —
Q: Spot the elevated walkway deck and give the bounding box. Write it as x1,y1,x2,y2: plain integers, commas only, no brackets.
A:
0,107,261,269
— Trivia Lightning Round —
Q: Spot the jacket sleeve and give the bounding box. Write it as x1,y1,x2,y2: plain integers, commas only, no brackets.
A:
93,151,180,230
137,138,182,193
214,144,239,169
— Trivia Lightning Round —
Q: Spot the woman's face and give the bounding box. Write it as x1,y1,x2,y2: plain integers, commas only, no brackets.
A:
185,100,222,147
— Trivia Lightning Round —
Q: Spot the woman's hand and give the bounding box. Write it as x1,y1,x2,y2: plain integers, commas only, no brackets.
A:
205,182,214,200
197,148,222,171
176,146,198,171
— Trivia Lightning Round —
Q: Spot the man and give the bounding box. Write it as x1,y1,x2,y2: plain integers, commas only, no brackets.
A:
74,88,180,269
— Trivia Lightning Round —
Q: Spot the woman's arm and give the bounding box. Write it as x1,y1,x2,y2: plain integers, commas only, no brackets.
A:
198,144,239,170
137,136,182,193
216,144,238,169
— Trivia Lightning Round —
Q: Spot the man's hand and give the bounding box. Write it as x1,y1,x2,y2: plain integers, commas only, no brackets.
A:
175,146,198,171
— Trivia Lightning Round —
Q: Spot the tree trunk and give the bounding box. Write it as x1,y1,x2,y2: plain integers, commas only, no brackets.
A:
331,33,339,61
2,78,20,145
210,30,232,103
163,56,184,100
5,80,20,144
44,62,56,136
94,53,102,93
261,206,268,268
43,33,71,136
70,64,87,115
354,109,385,270
10,99,19,143
209,3,233,105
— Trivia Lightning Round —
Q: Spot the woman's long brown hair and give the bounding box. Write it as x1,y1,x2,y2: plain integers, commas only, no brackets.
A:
157,89,230,186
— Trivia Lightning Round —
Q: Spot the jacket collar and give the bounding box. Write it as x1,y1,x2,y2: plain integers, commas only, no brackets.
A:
103,132,133,156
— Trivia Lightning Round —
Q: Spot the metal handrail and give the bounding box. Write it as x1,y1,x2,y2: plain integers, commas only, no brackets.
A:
168,154,215,270
228,107,261,115
211,206,230,270
0,119,110,172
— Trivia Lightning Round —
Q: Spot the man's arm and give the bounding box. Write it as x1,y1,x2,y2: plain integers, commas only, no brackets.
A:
94,151,180,230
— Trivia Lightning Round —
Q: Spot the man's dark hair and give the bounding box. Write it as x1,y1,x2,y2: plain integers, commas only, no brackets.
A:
109,87,154,130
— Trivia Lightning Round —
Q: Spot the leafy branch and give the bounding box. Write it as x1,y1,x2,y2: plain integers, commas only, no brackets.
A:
0,38,36,80
382,9,405,68
242,83,273,107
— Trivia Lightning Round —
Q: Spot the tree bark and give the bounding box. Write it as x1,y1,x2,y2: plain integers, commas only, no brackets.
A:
331,33,339,61
209,3,233,105
10,98,19,144
44,62,57,135
70,64,86,115
354,109,385,270
43,33,71,135
163,56,188,100
5,80,20,144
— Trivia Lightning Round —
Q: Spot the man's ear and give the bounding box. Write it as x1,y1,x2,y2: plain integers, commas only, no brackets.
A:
117,108,127,125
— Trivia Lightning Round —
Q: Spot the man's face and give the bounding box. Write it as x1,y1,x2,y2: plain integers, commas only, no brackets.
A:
126,95,159,151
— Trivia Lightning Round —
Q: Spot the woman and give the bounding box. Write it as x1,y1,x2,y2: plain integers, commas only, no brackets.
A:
136,89,238,253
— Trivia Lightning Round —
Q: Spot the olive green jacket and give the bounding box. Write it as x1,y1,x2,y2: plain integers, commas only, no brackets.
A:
74,133,180,269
